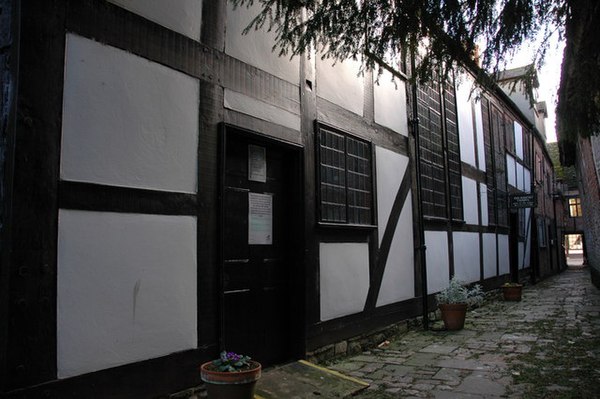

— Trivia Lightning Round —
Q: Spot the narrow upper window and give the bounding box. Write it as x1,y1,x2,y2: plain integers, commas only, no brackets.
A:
569,197,582,217
317,124,373,226
415,78,463,221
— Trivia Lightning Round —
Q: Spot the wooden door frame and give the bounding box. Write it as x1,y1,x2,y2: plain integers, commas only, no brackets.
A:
218,123,305,361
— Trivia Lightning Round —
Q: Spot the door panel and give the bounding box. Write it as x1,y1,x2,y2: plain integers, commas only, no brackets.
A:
222,133,296,366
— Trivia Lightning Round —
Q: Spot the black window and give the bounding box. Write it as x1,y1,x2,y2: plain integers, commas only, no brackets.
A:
317,125,373,225
481,97,497,226
416,77,463,221
482,101,509,227
537,219,547,248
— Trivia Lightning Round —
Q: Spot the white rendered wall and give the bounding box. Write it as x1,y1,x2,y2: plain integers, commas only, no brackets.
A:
57,210,197,378
456,78,477,167
225,2,299,84
507,154,517,187
425,231,449,294
498,234,510,275
516,163,524,191
514,121,524,159
375,147,414,306
483,233,497,279
374,70,408,135
376,193,415,306
316,54,364,116
376,146,409,244
462,177,478,225
523,209,531,267
108,0,202,41
518,242,525,269
480,183,489,226
319,243,369,321
224,89,301,132
453,232,481,283
524,168,531,192
61,34,199,194
474,98,486,172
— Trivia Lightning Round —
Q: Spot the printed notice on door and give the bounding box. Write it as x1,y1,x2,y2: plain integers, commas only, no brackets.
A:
248,145,267,183
248,192,273,245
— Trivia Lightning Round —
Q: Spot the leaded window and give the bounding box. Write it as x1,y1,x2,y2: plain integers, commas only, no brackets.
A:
317,125,373,225
416,77,463,221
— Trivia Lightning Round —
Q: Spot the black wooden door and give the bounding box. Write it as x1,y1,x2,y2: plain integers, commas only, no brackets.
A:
222,133,296,366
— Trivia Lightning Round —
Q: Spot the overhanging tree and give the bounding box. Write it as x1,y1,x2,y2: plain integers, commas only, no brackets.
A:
231,0,599,141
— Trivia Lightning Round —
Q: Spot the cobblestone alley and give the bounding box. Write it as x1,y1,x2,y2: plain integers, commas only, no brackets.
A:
329,269,600,398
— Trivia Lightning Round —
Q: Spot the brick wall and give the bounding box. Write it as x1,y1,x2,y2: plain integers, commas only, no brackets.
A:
577,136,600,288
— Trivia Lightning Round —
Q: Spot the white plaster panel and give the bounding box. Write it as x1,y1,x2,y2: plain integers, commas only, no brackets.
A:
516,163,524,191
374,70,408,135
425,231,449,294
316,54,364,116
514,121,524,159
524,168,531,193
523,209,531,268
224,89,301,131
57,210,197,378
474,98,486,172
507,154,517,187
61,34,199,194
225,2,299,84
376,146,409,245
108,0,202,41
456,79,477,167
376,193,415,306
498,234,510,275
518,242,525,269
483,233,497,279
319,243,370,321
453,232,481,283
462,177,478,225
480,183,489,226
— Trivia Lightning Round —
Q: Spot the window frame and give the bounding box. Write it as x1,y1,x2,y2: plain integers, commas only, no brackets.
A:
568,197,582,218
315,123,376,229
537,218,547,248
415,76,464,222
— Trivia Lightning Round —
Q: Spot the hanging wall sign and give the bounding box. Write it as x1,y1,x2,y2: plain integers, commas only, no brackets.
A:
248,192,273,245
248,144,267,183
509,193,537,209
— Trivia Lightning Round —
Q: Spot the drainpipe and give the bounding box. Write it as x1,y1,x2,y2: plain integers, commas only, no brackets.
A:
0,0,21,391
409,50,429,330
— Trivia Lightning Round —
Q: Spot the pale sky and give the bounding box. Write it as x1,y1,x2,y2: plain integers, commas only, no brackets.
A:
505,32,566,143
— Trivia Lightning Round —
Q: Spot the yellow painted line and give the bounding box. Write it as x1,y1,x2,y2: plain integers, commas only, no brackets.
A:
254,395,267,399
298,360,370,387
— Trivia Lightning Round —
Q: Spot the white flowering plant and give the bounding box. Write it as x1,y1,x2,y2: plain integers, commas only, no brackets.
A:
435,276,484,306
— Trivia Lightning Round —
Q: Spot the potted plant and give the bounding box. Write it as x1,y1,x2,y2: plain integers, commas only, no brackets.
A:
501,282,523,301
200,351,261,399
435,277,484,330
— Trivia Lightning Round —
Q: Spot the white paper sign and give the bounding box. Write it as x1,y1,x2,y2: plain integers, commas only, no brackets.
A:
248,192,273,245
248,145,267,182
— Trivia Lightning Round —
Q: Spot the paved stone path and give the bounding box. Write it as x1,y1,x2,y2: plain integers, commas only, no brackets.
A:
328,269,600,398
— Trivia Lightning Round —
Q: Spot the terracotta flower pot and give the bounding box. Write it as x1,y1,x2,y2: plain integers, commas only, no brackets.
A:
200,360,261,399
502,285,522,301
439,303,468,330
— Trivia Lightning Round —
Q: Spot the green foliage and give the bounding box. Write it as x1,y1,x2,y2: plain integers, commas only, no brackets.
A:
231,0,600,139
211,351,253,372
435,276,484,306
